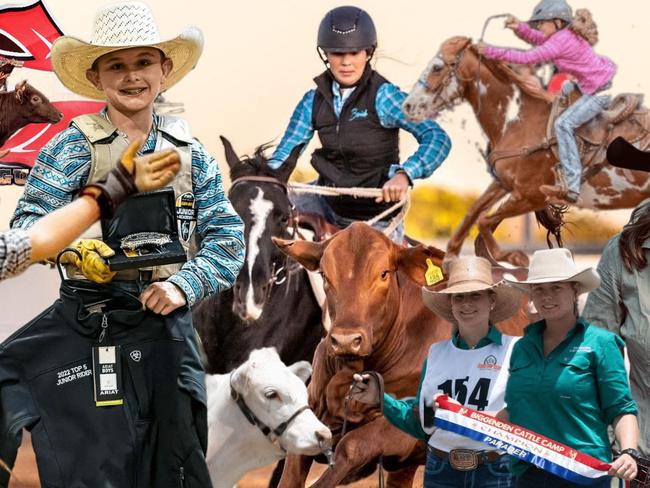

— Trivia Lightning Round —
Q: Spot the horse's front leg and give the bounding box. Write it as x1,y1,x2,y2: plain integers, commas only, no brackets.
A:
475,195,538,267
277,454,314,488
446,181,506,261
310,418,419,488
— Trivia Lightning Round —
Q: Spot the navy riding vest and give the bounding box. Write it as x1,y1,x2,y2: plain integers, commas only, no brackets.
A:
311,67,400,221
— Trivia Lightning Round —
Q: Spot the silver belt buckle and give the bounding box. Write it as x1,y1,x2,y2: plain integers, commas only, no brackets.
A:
449,449,478,471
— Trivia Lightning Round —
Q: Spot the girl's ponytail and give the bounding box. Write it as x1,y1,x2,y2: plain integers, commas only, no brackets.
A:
569,8,599,45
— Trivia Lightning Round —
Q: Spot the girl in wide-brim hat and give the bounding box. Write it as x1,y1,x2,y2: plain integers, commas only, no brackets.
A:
500,248,639,486
351,256,524,488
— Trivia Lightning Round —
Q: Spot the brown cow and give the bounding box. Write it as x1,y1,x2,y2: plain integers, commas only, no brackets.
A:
273,223,528,487
0,80,62,148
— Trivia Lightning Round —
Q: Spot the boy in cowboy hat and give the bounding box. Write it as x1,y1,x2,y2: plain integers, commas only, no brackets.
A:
5,2,243,486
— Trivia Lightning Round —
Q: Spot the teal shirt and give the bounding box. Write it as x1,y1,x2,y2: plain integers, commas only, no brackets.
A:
383,326,503,440
506,318,638,475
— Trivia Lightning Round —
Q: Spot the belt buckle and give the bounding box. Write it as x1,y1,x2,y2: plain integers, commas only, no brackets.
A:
449,449,478,471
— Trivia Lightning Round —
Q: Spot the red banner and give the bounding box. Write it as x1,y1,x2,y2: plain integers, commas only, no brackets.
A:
0,0,63,72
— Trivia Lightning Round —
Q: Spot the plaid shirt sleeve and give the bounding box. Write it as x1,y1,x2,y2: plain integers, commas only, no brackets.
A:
0,229,32,281
375,83,452,182
268,90,315,169
167,141,245,305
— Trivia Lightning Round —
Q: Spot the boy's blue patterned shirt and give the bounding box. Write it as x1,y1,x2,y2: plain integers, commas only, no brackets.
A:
268,81,452,182
10,113,245,306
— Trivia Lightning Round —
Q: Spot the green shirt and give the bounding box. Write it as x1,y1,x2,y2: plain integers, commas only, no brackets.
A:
583,234,650,457
383,326,503,440
506,318,638,475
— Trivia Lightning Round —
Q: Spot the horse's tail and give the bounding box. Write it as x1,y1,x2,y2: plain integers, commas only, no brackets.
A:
534,204,568,248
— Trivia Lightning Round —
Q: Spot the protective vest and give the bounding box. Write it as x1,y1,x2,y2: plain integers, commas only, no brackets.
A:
71,113,199,280
311,67,399,221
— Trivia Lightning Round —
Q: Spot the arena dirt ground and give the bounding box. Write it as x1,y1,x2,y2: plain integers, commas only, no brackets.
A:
10,434,424,487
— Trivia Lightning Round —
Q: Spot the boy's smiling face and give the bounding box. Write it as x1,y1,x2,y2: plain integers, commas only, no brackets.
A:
86,47,172,115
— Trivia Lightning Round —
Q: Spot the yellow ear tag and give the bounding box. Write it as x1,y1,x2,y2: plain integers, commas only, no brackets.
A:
425,259,443,286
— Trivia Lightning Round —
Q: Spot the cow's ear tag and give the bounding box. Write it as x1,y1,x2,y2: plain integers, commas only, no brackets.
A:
425,259,443,286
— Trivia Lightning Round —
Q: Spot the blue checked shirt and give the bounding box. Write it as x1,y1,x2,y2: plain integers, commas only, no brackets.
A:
268,81,451,182
11,113,245,306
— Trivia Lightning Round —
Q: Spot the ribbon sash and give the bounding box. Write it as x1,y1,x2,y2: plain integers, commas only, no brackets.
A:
434,395,611,485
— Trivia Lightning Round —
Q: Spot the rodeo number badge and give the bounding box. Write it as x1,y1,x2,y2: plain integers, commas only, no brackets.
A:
176,191,197,243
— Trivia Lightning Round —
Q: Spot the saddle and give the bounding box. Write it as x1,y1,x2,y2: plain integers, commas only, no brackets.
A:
546,90,648,180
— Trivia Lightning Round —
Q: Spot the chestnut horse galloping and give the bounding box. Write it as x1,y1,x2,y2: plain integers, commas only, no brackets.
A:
404,36,650,266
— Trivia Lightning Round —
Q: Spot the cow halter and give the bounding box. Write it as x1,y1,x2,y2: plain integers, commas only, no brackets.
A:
229,373,310,453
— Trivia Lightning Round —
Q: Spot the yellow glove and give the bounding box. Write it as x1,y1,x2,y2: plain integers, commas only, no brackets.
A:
59,239,116,283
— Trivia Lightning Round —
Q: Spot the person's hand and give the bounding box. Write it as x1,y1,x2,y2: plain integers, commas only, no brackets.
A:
505,15,520,30
140,281,187,315
476,42,488,56
349,373,380,405
608,453,637,481
376,172,410,203
59,239,116,283
120,138,181,192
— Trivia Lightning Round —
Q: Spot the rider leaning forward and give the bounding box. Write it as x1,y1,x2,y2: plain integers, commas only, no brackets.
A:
267,6,451,242
478,0,616,205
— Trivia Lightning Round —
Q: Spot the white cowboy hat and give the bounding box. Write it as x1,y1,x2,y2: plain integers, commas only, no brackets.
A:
421,256,524,324
51,1,203,100
504,248,600,294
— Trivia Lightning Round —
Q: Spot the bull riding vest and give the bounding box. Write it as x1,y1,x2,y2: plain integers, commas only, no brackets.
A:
71,113,198,281
311,67,400,221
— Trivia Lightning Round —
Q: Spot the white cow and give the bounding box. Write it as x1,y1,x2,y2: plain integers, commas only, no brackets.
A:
206,348,332,488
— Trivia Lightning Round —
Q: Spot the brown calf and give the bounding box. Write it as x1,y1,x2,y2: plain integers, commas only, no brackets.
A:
0,80,62,148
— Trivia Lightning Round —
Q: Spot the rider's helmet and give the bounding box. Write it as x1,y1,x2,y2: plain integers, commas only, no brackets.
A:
528,0,573,24
317,6,377,54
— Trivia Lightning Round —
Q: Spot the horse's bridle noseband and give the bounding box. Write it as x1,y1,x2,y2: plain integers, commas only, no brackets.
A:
417,39,474,112
229,373,310,452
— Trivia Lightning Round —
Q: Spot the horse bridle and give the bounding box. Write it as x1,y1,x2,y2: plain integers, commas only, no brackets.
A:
229,373,310,452
416,39,475,113
229,175,302,297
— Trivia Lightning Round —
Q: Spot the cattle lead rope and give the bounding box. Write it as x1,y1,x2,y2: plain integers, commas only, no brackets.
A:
343,371,386,488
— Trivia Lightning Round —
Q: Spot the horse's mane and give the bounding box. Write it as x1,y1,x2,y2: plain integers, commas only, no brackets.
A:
466,45,551,103
229,142,278,180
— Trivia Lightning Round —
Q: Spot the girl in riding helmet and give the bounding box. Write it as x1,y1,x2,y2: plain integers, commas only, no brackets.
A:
478,0,616,205
267,6,451,242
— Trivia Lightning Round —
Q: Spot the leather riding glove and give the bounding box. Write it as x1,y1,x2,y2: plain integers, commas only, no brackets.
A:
59,239,116,283
79,137,180,219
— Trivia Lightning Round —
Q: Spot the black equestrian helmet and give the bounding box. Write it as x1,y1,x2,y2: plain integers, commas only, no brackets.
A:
317,6,377,53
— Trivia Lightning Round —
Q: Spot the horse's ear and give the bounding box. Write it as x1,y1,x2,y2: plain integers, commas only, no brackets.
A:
396,245,447,286
220,136,241,170
274,143,305,183
272,236,326,272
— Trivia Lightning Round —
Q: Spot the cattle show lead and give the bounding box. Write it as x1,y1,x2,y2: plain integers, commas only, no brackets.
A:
0,0,648,487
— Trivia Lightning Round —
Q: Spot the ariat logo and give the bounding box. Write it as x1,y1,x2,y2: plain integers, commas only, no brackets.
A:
129,350,142,362
478,355,501,370
349,108,368,121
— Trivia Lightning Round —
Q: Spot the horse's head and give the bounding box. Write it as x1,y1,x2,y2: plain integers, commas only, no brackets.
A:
222,136,302,322
403,36,475,121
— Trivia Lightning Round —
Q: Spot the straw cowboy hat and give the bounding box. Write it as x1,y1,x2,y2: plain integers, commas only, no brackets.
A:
421,256,523,324
504,248,600,294
51,1,203,100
